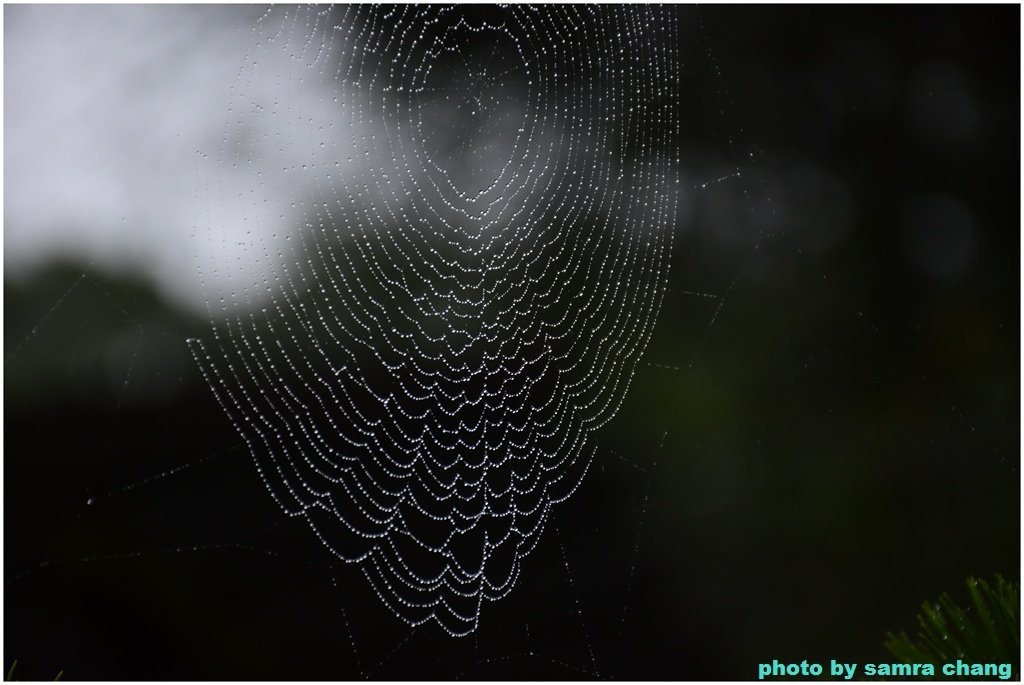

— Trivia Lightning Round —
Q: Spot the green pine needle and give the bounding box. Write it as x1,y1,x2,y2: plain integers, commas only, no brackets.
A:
885,575,1020,679
5,660,63,682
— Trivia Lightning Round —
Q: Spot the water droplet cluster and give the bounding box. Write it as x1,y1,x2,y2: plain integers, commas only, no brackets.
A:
191,5,681,635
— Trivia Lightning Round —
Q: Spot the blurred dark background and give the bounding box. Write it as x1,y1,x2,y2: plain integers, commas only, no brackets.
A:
5,5,1019,680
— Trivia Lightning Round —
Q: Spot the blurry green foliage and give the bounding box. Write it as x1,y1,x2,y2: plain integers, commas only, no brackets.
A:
885,575,1020,679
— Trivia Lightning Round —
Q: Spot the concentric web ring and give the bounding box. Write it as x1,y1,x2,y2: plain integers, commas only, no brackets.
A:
189,4,682,636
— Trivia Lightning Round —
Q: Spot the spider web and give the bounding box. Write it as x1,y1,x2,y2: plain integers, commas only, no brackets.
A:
189,4,682,637
5,4,770,679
